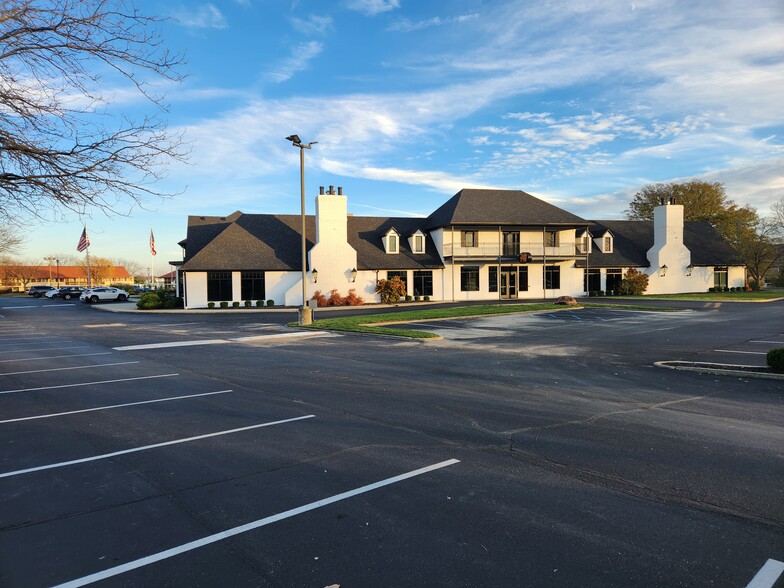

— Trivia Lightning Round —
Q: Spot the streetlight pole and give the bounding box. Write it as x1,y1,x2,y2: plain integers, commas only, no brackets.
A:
44,256,55,284
56,259,60,287
286,135,318,326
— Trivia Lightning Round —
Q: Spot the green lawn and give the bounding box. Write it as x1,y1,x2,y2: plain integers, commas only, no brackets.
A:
295,302,678,338
642,291,783,301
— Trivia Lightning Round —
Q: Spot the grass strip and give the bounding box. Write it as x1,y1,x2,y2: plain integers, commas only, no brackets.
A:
292,302,677,338
641,291,782,301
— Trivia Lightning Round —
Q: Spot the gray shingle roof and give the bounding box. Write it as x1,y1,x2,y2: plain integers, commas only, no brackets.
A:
574,220,742,268
180,213,442,272
426,189,587,228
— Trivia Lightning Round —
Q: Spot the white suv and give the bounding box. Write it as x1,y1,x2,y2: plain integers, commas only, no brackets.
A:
79,287,129,303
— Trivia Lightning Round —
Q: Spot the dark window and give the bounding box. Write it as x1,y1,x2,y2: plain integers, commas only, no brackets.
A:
714,266,728,288
207,271,232,301
241,271,265,300
518,266,529,291
502,232,520,257
461,266,479,291
606,269,623,292
489,266,498,293
545,231,558,247
584,268,601,292
461,231,477,247
544,265,560,289
413,270,432,296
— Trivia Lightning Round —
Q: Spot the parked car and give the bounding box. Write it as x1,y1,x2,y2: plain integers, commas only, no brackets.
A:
46,286,86,300
27,285,55,297
79,287,129,303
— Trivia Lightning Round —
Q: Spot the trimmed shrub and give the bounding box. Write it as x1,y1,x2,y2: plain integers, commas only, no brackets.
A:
605,290,613,296
219,301,229,309
266,299,274,307
256,299,264,307
405,294,412,302
207,302,215,309
327,289,345,306
311,290,328,307
423,295,430,301
244,299,252,307
375,276,406,304
619,268,649,295
588,291,597,297
597,290,605,296
767,348,784,372
136,291,162,310
414,295,421,301
345,289,364,306
232,301,240,308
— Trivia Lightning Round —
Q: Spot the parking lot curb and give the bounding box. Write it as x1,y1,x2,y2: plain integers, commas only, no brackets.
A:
654,361,784,380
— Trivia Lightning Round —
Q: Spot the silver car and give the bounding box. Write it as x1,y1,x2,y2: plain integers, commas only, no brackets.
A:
79,287,129,303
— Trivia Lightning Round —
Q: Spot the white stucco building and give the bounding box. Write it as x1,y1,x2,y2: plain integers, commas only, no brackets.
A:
174,187,745,309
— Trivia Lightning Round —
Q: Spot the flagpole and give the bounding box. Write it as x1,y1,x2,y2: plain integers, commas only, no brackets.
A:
150,226,154,286
85,226,91,288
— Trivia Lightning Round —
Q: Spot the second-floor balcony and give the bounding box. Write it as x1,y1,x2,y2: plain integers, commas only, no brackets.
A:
444,241,577,258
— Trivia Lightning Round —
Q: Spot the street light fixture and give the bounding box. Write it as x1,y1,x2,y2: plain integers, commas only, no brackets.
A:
659,264,668,277
350,268,357,283
44,256,55,284
286,134,318,325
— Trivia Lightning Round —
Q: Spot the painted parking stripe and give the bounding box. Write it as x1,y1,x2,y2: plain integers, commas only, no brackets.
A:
750,340,784,344
0,361,140,377
0,373,178,395
0,305,37,309
0,345,94,355
53,458,459,588
0,390,233,424
0,339,62,349
113,339,230,351
114,331,332,351
714,350,768,355
0,414,315,480
0,352,112,363
0,336,61,344
745,559,784,588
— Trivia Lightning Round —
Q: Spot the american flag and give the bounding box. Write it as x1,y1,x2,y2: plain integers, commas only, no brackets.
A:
150,228,157,256
76,227,89,252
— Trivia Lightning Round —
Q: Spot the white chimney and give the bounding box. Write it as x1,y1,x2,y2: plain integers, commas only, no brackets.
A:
646,199,691,277
308,186,358,292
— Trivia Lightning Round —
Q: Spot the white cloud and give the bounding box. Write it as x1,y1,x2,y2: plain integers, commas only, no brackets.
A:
344,0,400,16
264,41,323,83
290,14,333,35
388,13,479,32
171,4,228,29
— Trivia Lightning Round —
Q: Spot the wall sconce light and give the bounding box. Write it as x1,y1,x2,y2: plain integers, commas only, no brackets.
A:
311,268,318,283
686,264,693,276
350,268,357,282
659,265,668,277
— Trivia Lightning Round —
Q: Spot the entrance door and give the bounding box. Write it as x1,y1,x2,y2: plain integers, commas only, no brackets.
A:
500,267,517,299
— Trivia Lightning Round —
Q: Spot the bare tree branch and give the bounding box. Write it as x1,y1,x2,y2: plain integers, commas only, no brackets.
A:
0,0,187,223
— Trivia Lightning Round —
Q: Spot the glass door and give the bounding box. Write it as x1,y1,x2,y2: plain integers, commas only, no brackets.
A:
500,267,517,299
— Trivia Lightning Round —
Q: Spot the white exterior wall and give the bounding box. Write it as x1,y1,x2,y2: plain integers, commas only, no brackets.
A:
308,192,359,302
728,266,745,288
184,272,208,309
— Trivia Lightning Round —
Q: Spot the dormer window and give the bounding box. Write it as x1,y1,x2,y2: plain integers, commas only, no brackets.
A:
577,232,592,254
603,235,613,253
409,230,426,254
384,228,399,254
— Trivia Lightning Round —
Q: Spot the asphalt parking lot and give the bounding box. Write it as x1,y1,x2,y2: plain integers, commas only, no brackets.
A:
0,295,782,587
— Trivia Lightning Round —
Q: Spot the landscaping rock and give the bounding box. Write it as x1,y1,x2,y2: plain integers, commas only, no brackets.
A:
555,296,577,306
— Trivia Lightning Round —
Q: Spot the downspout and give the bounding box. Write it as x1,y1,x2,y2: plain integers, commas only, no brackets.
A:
542,226,546,300
451,226,455,302
498,225,502,301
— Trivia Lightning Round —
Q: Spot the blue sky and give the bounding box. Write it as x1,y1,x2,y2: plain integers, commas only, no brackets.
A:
23,0,784,275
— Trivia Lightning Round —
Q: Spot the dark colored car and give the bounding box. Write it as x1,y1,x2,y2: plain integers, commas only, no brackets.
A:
47,286,86,300
27,285,55,297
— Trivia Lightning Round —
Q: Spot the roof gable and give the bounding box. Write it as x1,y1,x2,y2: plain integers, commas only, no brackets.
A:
427,189,587,228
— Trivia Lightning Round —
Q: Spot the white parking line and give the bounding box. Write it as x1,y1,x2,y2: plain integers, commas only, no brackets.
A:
745,559,784,588
750,340,784,344
714,350,768,355
0,352,112,363
0,414,315,479
113,331,331,351
155,322,203,327
0,339,61,348
53,458,459,588
0,336,60,343
0,390,233,424
0,345,94,355
113,339,230,351
0,373,178,395
0,361,139,377
0,305,37,309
